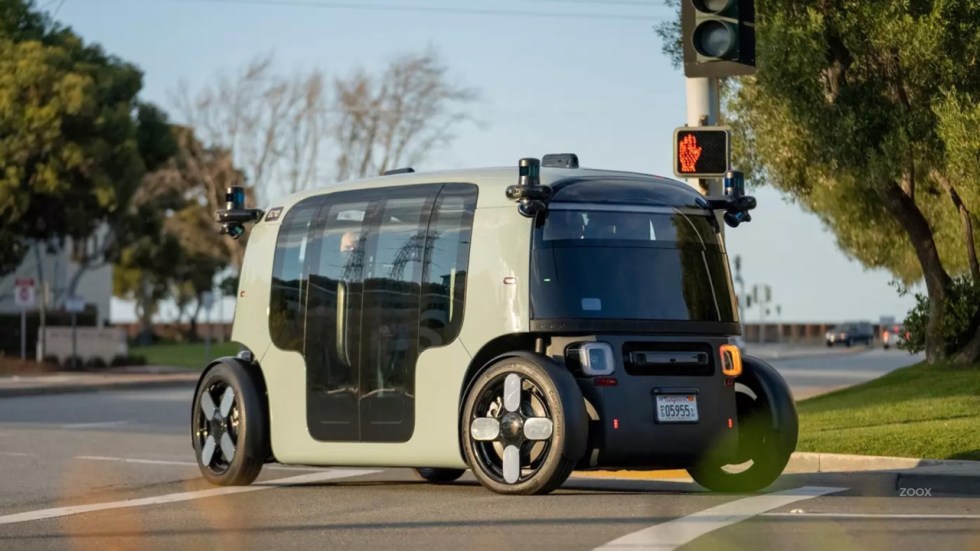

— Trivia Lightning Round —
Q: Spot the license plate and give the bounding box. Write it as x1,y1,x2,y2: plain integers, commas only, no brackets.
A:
655,394,699,423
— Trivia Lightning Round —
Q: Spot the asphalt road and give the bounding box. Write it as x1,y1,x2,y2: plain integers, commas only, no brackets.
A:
0,351,975,550
761,347,925,400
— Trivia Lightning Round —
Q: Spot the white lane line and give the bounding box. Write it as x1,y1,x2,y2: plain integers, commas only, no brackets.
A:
60,420,134,429
0,468,378,526
0,452,35,457
593,486,848,551
75,455,326,472
764,512,980,520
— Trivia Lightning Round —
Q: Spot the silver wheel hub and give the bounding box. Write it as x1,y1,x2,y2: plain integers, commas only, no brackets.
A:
500,413,524,442
199,385,238,469
470,372,556,485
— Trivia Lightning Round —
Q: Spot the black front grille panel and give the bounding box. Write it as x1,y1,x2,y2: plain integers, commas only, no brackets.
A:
622,341,715,376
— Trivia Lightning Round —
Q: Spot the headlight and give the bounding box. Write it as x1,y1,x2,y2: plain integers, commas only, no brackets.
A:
578,343,615,376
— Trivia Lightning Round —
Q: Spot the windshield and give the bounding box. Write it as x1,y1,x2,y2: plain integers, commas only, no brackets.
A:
531,204,738,323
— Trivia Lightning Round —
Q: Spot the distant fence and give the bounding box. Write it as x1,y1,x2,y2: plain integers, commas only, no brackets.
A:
742,323,889,344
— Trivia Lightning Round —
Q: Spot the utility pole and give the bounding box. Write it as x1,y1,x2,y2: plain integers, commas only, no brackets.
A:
684,77,723,199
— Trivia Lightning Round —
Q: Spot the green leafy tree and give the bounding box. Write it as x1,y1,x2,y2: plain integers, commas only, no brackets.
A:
0,0,175,289
137,125,251,340
657,1,980,363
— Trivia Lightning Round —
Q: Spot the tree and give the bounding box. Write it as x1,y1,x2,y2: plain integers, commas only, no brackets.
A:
0,0,175,293
172,56,329,204
334,48,479,180
173,47,478,203
657,1,980,363
112,202,185,344
138,125,252,340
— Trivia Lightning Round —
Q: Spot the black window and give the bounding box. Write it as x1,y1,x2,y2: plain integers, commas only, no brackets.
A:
531,205,738,324
358,195,433,441
269,199,321,352
305,198,370,441
420,184,477,350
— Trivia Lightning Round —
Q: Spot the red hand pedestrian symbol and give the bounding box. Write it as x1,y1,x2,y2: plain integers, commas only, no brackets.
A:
679,134,702,173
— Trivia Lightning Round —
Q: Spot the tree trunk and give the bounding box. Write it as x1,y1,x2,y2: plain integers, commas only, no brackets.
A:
880,180,952,361
187,299,203,342
136,278,156,346
932,170,980,281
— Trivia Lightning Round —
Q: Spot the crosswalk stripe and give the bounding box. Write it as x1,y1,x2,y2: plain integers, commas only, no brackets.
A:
593,486,848,550
0,468,378,526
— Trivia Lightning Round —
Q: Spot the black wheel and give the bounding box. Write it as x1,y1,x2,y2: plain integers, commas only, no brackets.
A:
688,357,797,493
845,339,853,347
413,467,465,484
461,355,587,495
192,362,267,486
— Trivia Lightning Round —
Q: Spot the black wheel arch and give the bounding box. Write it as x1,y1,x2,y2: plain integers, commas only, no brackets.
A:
192,354,274,463
739,355,798,447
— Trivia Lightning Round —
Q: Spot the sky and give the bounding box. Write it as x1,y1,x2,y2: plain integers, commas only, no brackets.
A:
47,0,920,324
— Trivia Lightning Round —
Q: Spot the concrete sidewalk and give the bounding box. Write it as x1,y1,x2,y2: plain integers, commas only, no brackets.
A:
0,365,198,398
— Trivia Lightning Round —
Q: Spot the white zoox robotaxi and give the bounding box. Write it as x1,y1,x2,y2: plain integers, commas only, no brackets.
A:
191,154,797,495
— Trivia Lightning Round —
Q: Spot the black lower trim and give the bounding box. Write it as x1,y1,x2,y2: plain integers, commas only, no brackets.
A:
530,318,740,335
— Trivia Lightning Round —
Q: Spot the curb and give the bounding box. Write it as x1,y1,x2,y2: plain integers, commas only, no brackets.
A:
575,453,980,496
788,452,980,496
0,375,198,398
787,452,979,472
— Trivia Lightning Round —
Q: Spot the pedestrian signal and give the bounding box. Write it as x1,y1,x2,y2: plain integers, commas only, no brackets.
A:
673,127,731,178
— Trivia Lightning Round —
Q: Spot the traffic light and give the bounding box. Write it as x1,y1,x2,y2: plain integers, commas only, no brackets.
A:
682,0,756,78
673,126,730,178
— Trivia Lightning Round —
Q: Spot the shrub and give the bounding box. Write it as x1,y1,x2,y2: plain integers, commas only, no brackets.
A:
903,276,980,356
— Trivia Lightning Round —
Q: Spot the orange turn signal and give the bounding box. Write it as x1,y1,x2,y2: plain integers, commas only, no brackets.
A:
719,344,742,377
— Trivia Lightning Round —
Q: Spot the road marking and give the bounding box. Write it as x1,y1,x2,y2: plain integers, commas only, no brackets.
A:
593,486,847,550
76,455,327,472
60,420,134,429
0,468,378,526
0,451,35,457
763,512,980,520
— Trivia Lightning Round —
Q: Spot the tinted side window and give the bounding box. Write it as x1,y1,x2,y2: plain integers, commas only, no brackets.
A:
420,184,478,350
305,197,370,442
359,194,433,441
269,199,320,352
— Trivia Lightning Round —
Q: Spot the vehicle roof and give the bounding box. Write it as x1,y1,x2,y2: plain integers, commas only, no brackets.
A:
267,166,704,210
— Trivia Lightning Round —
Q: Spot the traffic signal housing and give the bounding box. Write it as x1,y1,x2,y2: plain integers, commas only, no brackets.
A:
673,126,731,178
682,0,756,78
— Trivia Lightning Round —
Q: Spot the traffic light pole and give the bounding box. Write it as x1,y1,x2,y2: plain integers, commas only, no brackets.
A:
685,75,725,228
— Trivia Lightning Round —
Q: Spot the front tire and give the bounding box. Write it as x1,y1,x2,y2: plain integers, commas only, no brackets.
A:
192,361,267,486
461,355,587,495
414,468,465,484
688,356,797,493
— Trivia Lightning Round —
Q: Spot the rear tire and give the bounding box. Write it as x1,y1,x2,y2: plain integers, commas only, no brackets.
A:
688,356,797,493
461,355,587,495
413,468,465,484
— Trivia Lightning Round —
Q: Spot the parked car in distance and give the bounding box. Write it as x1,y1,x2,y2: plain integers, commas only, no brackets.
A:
882,324,908,350
825,322,874,347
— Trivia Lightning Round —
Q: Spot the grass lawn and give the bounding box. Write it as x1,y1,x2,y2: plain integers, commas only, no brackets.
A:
130,341,242,370
797,361,980,461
